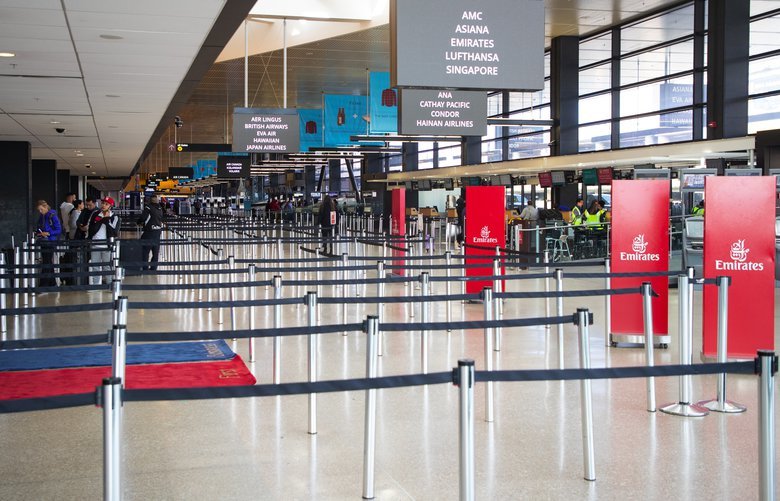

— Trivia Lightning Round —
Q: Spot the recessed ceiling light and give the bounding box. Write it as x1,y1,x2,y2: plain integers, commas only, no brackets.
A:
76,153,84,157
99,34,123,40
0,52,15,58
108,125,119,128
50,120,61,124
105,94,120,98
91,171,97,174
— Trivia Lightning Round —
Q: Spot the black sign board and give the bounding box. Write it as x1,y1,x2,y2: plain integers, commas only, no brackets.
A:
217,156,250,179
398,89,487,136
390,0,544,90
168,167,194,180
232,108,300,153
176,143,231,153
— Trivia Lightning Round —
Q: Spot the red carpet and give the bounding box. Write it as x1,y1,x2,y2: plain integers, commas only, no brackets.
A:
0,356,256,401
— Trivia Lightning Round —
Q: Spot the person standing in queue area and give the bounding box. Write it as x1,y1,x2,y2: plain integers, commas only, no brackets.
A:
35,200,62,288
318,195,336,255
87,197,120,288
692,199,705,216
137,194,165,271
455,192,465,249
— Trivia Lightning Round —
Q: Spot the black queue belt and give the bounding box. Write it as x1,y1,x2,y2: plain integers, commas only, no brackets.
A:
0,360,758,413
565,270,680,279
0,283,115,294
463,243,542,258
125,361,755,404
0,333,109,350
236,256,337,264
122,280,272,291
495,286,647,301
0,302,114,316
0,270,114,282
128,297,303,310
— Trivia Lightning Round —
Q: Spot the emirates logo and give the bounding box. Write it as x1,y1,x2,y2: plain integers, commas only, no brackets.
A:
480,226,490,239
473,225,498,244
632,234,649,254
730,240,749,262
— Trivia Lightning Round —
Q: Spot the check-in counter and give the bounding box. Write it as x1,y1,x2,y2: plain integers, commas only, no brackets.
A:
683,216,704,277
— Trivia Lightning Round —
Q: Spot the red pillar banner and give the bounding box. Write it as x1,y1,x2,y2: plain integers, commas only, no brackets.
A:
391,188,406,276
703,177,775,358
610,180,669,340
464,186,506,294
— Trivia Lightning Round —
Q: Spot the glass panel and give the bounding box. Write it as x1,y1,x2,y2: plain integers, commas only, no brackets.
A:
579,123,611,153
749,95,780,133
508,131,549,160
621,4,695,54
481,126,503,163
580,33,612,67
750,15,780,56
438,142,461,168
750,54,780,95
621,40,694,85
620,75,694,117
579,63,612,95
752,1,780,17
487,93,502,116
419,146,434,170
619,111,693,148
508,80,550,112
508,104,551,121
580,93,612,124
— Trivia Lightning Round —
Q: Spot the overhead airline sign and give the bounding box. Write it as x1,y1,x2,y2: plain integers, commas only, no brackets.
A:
232,108,300,153
390,0,544,90
399,89,487,136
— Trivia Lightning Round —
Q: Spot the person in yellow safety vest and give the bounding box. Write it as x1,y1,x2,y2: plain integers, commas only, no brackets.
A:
692,199,705,216
570,197,585,226
584,200,606,230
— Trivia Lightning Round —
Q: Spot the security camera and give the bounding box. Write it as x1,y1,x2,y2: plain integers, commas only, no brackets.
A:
174,116,183,128
55,128,65,134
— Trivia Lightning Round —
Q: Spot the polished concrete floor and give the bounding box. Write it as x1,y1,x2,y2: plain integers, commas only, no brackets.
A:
0,243,779,500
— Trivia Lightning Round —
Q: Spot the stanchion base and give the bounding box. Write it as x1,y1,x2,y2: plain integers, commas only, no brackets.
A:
659,402,709,417
696,399,747,413
610,333,671,349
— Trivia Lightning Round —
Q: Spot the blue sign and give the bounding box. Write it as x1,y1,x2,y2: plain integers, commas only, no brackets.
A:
298,108,323,152
195,159,217,180
369,72,398,134
323,94,369,147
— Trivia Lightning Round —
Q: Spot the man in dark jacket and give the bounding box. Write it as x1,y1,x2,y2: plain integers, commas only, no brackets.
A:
87,197,120,287
318,195,336,255
137,195,165,271
75,198,98,240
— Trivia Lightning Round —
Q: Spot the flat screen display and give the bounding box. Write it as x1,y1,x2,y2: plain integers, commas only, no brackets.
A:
550,170,566,185
538,172,552,188
681,173,707,189
217,155,250,179
418,179,432,190
596,167,613,185
443,178,454,190
168,167,194,180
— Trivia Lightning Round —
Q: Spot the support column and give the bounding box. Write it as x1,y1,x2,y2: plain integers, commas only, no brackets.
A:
707,0,749,139
32,159,57,210
304,164,317,197
56,169,71,207
550,36,579,155
461,136,480,166
328,159,341,193
402,143,418,209
0,141,32,244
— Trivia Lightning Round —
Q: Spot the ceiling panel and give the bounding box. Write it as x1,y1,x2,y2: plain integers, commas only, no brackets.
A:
0,76,89,114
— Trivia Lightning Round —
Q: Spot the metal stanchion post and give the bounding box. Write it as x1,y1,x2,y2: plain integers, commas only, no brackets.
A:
342,253,349,334
101,376,122,501
445,251,452,330
544,250,550,330
248,264,256,362
307,291,318,434
420,272,430,374
604,258,612,347
660,274,708,416
457,359,475,501
641,282,656,412
698,276,746,413
362,315,379,500
758,350,777,501
111,297,129,382
577,308,596,481
0,253,7,334
376,261,385,357
217,249,224,324
273,275,282,384
492,257,502,352
21,242,28,306
555,268,565,369
13,246,21,311
482,287,494,422
228,255,236,330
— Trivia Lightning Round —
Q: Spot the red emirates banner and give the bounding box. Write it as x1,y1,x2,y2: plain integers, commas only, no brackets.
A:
610,180,669,337
391,188,406,276
703,177,775,358
465,186,505,294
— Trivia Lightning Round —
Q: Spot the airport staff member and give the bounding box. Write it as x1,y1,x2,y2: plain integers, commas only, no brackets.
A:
584,200,607,230
692,200,705,216
570,198,585,226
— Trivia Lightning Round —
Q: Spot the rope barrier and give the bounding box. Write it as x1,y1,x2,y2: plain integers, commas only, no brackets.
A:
0,302,114,316
0,333,109,350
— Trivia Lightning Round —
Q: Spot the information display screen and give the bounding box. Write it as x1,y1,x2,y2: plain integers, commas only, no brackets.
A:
217,156,250,179
232,108,300,153
597,167,613,185
168,167,194,180
550,170,566,185
538,172,552,188
681,173,707,189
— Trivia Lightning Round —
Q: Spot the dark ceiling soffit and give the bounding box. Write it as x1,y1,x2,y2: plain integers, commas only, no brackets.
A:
128,0,255,183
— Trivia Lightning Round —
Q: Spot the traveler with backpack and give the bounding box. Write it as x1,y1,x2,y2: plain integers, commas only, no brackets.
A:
35,200,62,287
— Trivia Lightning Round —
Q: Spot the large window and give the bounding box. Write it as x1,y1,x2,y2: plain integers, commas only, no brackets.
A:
749,7,780,133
